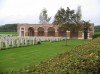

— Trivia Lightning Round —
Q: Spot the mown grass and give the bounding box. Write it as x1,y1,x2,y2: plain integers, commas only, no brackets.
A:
0,32,17,34
0,39,88,72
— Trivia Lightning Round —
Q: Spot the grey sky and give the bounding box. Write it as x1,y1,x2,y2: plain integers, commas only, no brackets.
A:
0,0,100,25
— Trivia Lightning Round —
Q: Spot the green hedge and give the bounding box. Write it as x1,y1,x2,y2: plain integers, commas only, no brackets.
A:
93,34,100,38
1,37,100,74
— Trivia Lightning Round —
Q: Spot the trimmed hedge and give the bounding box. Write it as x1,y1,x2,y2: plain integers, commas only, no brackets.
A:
93,34,100,38
1,37,100,74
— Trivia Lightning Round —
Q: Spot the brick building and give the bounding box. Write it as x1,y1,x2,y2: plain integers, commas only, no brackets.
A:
17,24,94,39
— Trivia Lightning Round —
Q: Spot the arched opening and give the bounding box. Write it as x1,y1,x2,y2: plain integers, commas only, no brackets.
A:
28,27,34,36
48,27,55,36
58,27,66,37
37,27,44,36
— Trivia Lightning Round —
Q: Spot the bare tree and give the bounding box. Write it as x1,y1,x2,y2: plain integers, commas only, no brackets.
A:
76,6,82,23
39,8,51,24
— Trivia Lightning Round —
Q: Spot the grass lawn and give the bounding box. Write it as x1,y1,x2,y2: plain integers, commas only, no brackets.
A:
0,32,17,34
94,32,100,34
0,39,88,72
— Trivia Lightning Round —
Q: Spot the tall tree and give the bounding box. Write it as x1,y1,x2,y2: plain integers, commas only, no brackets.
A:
39,8,51,24
53,7,76,45
82,20,91,39
76,6,82,23
70,6,82,31
53,7,75,30
82,20,90,28
53,6,91,40
82,20,91,32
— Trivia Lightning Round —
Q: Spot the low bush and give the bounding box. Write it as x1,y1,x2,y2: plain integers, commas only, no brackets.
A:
93,33,100,38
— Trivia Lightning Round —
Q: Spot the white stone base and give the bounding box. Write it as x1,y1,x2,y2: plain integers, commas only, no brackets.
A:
67,37,70,39
78,37,84,39
88,38,92,39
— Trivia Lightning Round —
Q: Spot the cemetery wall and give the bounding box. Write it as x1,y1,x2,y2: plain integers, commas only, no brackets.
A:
17,24,94,39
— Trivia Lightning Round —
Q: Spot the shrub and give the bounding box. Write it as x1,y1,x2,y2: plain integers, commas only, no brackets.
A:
93,33,100,38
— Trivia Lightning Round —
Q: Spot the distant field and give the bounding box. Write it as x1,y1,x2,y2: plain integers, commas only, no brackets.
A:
0,32,17,34
94,32,100,34
0,31,99,35
0,39,88,72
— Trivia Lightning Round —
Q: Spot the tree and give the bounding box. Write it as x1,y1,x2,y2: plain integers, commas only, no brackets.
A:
53,6,92,40
82,20,91,33
82,20,91,39
82,20,90,29
70,6,82,31
53,7,76,45
39,8,51,24
76,6,82,23
94,25,100,32
0,24,17,32
53,7,75,29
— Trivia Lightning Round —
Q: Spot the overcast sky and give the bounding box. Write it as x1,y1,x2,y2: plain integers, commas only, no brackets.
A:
0,0,100,25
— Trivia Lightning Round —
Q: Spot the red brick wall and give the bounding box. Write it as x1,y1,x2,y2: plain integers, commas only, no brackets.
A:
55,32,58,37
17,24,94,39
78,31,82,38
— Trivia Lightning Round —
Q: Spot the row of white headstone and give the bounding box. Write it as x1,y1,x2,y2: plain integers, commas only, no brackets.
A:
0,36,67,50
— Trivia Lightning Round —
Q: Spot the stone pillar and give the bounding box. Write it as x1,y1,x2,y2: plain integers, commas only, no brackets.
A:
78,31,84,39
25,32,28,36
20,27,25,36
66,31,70,39
44,31,48,37
0,39,2,50
82,32,84,39
34,31,38,36
88,31,92,39
55,31,58,37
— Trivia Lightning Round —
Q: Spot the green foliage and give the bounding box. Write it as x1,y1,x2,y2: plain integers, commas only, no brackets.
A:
95,32,100,34
53,7,91,32
0,40,87,73
94,25,100,32
25,37,100,74
82,20,91,29
93,32,100,38
53,7,83,31
2,37,100,74
0,24,17,32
